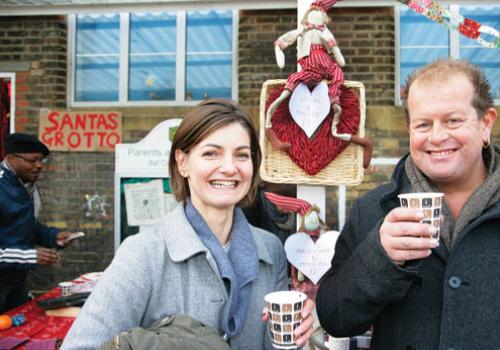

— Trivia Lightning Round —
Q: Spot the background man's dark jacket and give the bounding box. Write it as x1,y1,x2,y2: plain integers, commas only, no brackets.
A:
0,162,58,270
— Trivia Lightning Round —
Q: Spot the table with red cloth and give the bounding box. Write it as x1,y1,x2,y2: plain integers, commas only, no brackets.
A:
0,288,75,349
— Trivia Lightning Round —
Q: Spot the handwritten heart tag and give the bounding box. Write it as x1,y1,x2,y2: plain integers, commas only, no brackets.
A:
284,231,340,284
289,81,331,138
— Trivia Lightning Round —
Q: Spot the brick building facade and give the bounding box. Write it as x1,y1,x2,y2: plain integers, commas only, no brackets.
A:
0,4,499,292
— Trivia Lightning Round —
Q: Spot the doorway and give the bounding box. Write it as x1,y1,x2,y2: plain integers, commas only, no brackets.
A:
0,73,15,158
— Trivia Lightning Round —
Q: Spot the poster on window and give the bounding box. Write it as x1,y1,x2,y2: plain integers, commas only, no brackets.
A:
38,109,122,152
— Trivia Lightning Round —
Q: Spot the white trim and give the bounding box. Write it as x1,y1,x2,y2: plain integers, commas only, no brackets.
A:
67,15,76,107
400,45,450,49
119,13,130,103
338,185,346,231
394,5,401,105
186,50,232,56
176,11,186,102
232,9,239,102
0,73,16,133
371,157,400,166
3,0,499,16
113,172,121,252
69,100,201,108
129,52,177,57
77,53,120,58
449,5,460,59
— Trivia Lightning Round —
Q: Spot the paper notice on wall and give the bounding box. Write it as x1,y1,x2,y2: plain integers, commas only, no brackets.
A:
124,180,166,226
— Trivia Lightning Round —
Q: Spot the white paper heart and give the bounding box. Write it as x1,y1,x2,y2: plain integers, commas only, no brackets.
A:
284,231,340,284
289,81,331,138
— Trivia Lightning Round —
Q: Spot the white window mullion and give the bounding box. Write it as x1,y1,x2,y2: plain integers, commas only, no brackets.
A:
67,14,76,106
176,11,186,102
394,5,402,105
232,10,239,102
119,13,130,103
449,5,460,59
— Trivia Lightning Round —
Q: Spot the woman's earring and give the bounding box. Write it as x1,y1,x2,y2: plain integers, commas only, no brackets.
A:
483,138,491,149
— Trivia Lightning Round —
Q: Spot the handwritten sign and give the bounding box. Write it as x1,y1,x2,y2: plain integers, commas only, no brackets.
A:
39,110,122,152
289,81,331,138
284,231,339,284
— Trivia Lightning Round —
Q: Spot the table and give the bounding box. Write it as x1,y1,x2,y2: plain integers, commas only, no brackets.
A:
0,288,75,349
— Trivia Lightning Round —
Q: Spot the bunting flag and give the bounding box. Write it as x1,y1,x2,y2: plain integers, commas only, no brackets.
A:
397,0,500,49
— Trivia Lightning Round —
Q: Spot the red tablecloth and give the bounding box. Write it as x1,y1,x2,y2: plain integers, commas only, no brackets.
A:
0,288,75,348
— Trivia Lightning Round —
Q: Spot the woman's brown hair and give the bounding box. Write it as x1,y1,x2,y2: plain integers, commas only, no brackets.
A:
169,99,262,207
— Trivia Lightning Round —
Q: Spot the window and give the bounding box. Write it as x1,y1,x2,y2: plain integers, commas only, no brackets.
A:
129,12,177,101
69,10,236,105
75,14,120,102
397,4,500,103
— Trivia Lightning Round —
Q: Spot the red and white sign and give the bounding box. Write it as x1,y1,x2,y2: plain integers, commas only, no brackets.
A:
39,110,122,152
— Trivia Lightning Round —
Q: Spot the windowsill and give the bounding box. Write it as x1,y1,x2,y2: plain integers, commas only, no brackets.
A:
68,100,207,108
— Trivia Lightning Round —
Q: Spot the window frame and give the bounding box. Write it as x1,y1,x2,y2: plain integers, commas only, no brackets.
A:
67,10,239,107
395,4,499,106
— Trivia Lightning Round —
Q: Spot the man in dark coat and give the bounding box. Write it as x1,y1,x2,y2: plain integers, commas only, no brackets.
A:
0,133,75,312
316,59,500,349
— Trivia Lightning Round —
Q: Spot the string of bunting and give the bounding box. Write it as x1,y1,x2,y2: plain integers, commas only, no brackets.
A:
397,0,500,49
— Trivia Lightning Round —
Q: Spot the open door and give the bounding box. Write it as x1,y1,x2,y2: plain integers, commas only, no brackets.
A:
0,75,13,158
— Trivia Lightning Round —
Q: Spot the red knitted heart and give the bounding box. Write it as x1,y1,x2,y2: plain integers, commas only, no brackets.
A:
266,85,360,175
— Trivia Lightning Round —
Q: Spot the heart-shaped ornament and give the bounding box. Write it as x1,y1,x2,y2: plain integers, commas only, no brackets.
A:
284,231,340,284
266,85,360,175
289,81,331,138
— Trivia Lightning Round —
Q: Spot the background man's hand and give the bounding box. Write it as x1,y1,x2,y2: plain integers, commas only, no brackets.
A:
379,207,439,265
36,247,60,265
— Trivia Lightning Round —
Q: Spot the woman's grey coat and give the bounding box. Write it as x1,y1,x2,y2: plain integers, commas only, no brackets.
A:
61,205,288,350
317,154,500,350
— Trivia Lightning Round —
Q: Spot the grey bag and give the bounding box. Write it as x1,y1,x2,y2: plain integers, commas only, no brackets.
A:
97,314,231,350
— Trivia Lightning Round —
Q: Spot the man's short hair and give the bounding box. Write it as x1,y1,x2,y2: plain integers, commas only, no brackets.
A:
402,59,493,122
5,133,50,156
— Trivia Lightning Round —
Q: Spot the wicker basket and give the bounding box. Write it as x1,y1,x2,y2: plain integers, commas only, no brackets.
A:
259,79,366,186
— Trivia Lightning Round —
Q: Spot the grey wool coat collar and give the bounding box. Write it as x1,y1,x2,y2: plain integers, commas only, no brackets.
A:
165,204,275,266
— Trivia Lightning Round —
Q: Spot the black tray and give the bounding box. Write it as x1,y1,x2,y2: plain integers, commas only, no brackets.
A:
36,292,91,310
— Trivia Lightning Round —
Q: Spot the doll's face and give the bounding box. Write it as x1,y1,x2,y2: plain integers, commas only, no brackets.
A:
307,9,324,25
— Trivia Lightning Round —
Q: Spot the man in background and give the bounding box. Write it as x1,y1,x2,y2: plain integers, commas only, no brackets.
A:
0,133,75,312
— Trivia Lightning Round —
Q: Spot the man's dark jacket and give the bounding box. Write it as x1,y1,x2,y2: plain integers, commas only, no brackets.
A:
0,162,58,270
317,154,500,350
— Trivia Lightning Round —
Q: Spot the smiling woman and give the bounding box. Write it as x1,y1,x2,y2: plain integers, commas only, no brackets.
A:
61,99,316,350
174,123,254,236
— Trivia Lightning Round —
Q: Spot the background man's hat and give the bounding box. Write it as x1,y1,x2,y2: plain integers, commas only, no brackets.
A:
311,0,339,12
5,133,50,156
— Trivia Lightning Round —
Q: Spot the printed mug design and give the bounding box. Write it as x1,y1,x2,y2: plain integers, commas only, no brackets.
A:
267,307,303,348
265,291,306,349
398,193,444,241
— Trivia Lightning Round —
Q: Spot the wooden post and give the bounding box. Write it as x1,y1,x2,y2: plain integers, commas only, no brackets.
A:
296,0,327,230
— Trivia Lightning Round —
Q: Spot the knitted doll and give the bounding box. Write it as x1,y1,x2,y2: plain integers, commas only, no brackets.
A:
264,192,327,301
265,0,372,167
